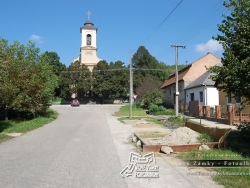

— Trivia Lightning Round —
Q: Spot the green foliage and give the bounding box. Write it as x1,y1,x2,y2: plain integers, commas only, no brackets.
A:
135,76,162,99
114,105,146,116
209,0,250,107
178,149,250,188
149,104,159,114
92,60,129,99
197,133,214,143
92,60,112,98
69,60,92,97
236,121,250,141
39,51,66,96
0,38,58,119
141,89,164,108
168,116,186,126
108,61,129,98
0,109,58,135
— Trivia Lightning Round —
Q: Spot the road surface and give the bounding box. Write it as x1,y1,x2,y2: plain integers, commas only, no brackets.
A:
0,105,224,188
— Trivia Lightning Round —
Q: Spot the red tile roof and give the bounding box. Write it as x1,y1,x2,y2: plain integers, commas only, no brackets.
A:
160,65,192,89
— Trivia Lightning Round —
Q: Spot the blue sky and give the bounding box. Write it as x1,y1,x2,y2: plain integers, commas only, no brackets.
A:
0,0,228,67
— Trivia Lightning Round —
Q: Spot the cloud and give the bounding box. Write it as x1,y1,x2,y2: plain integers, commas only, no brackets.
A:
195,39,222,53
29,34,43,44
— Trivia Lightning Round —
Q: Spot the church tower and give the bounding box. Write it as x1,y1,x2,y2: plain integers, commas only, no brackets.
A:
78,11,101,71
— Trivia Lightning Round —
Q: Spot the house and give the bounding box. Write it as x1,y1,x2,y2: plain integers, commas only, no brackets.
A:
184,71,219,107
160,52,221,108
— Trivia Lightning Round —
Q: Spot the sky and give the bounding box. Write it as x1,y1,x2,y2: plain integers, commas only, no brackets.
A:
0,0,228,67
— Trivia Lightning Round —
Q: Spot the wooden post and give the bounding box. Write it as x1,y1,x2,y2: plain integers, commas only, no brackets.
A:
215,105,221,122
205,106,210,118
228,105,234,125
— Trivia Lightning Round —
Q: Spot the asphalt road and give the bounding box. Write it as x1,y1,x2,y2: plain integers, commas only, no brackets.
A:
0,105,128,188
0,105,224,188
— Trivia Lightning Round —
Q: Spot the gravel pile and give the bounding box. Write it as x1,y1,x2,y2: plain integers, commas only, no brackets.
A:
146,127,200,145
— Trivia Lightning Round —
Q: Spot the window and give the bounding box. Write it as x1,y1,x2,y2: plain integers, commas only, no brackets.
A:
236,96,241,104
199,91,203,102
86,34,92,45
190,93,194,101
227,93,232,104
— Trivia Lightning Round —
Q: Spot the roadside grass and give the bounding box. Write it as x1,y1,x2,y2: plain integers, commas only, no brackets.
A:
154,109,175,116
145,117,165,126
0,109,58,142
167,116,186,126
115,105,146,116
117,117,143,123
178,149,250,188
197,133,214,143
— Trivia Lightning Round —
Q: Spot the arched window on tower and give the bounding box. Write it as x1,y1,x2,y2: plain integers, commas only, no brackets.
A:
86,34,92,46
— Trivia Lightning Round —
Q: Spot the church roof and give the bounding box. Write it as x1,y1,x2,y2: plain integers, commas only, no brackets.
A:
81,20,97,30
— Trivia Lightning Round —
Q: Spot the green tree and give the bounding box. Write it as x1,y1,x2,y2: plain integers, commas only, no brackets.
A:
67,60,92,98
92,60,111,99
39,51,66,96
109,61,129,98
0,38,58,119
141,89,164,109
209,0,250,106
135,76,162,99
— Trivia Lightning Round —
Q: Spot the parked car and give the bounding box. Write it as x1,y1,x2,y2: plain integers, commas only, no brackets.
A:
71,99,80,107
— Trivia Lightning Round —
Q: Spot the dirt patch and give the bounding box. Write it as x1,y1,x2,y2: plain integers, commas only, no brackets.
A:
133,123,162,128
141,127,200,145
5,133,23,137
139,132,168,138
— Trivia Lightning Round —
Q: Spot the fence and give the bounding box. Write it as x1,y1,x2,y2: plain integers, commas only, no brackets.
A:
188,101,250,125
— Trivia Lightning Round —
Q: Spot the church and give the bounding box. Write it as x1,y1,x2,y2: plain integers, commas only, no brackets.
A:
73,11,102,71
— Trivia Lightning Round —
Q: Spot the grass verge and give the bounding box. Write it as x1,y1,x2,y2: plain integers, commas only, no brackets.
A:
0,109,58,142
197,133,214,143
167,116,186,126
115,105,146,116
178,149,250,188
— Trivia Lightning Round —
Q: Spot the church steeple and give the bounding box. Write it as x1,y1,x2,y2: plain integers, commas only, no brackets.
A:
80,11,98,48
77,11,101,72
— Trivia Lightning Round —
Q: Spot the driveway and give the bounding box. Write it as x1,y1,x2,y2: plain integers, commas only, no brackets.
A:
0,105,224,188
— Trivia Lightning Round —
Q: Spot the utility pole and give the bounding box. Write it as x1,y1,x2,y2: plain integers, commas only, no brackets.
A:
129,51,133,119
171,44,185,117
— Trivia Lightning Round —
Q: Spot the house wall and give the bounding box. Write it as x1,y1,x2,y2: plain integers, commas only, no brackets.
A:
163,81,185,107
207,87,219,107
218,90,250,113
185,86,219,107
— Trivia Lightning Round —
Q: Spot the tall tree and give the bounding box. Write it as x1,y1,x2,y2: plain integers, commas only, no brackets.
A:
209,0,250,105
0,38,58,119
39,51,66,96
67,60,92,98
109,61,129,98
92,60,111,99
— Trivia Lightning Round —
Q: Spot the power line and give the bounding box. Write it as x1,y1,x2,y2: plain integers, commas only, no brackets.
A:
57,68,171,74
133,0,184,52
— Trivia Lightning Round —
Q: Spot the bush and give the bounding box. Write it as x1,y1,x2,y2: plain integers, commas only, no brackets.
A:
157,106,166,111
236,121,250,141
149,104,159,114
142,89,164,108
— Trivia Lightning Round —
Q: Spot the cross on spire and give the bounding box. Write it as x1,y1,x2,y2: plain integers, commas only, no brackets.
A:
87,11,92,20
